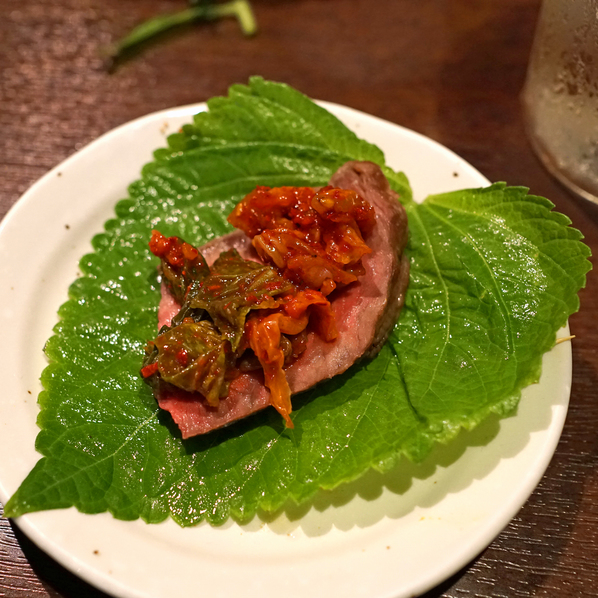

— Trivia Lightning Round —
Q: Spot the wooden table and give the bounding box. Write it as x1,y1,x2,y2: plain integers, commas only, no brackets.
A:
1,1,596,596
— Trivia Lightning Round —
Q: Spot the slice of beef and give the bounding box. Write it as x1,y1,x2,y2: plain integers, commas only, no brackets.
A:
154,161,409,438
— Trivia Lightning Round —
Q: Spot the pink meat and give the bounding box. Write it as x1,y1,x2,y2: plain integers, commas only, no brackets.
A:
155,161,409,438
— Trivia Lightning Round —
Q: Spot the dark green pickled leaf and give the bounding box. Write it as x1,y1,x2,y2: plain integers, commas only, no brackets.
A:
155,234,210,304
152,320,229,404
188,249,293,350
4,79,591,526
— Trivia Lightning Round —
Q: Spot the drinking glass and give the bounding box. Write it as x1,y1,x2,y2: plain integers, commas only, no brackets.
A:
522,0,598,204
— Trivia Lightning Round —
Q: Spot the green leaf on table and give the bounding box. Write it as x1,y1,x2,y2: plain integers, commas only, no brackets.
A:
4,79,591,526
106,1,258,66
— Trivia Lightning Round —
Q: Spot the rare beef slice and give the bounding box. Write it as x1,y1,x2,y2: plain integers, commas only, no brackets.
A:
155,161,409,437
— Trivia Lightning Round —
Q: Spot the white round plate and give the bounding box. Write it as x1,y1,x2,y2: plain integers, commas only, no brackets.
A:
0,102,571,598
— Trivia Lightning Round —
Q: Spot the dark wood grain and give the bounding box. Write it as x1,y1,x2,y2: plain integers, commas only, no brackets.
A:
1,1,597,596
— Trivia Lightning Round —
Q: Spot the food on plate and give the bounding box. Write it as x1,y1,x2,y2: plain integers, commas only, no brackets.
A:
3,78,590,527
141,161,409,438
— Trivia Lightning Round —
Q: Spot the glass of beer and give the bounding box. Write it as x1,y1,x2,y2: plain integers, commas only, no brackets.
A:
522,0,598,204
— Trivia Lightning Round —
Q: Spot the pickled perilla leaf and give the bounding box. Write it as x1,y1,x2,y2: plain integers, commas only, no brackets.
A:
188,249,294,351
152,320,229,405
4,77,591,526
144,246,295,404
157,237,210,305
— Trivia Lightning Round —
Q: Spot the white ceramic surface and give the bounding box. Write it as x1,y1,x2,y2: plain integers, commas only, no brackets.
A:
0,103,571,598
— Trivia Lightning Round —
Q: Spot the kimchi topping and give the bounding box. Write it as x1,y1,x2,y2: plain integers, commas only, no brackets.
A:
228,185,375,296
142,184,375,428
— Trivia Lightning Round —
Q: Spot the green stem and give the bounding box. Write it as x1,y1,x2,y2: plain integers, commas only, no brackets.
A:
108,0,257,59
214,0,258,35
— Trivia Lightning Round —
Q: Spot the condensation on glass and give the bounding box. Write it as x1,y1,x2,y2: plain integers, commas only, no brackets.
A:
522,0,598,204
